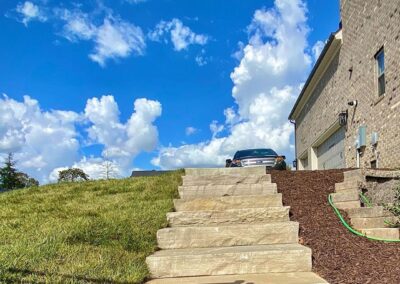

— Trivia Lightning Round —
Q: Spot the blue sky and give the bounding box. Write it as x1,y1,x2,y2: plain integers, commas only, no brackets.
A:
0,0,339,183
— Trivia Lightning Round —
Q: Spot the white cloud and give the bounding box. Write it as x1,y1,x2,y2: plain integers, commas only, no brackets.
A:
0,94,162,183
149,18,208,51
185,127,197,136
312,40,325,61
56,9,145,66
0,95,80,183
84,95,162,174
89,17,146,66
16,1,47,26
153,0,311,169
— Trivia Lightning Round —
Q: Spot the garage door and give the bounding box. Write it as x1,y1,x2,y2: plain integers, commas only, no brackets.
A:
317,127,345,169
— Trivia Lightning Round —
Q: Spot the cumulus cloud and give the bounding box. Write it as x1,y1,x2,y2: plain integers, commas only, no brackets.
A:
84,95,162,173
149,18,208,51
312,40,325,61
0,94,161,183
153,0,312,169
57,9,145,66
16,1,47,26
0,95,80,183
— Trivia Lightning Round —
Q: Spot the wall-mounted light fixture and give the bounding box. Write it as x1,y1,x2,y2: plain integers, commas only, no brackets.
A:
348,100,358,107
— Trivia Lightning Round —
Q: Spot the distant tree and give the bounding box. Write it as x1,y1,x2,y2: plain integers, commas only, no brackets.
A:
100,152,119,180
58,168,89,182
0,153,24,190
17,172,39,187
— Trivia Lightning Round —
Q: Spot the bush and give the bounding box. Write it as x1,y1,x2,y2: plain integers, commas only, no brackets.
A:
384,183,400,227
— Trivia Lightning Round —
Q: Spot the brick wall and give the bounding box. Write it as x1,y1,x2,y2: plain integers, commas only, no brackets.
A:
295,0,400,169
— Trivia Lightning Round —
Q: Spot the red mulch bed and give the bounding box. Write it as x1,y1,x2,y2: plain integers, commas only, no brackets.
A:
269,169,400,284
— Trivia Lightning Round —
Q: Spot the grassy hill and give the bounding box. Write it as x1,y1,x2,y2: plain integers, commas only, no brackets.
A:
0,171,182,283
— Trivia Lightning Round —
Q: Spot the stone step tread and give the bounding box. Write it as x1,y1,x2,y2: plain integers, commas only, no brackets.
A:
185,167,267,176
167,207,290,226
146,244,312,278
146,272,328,284
360,228,400,239
157,222,299,249
347,206,392,218
174,194,282,211
331,190,359,202
179,183,277,192
182,174,272,186
334,201,361,209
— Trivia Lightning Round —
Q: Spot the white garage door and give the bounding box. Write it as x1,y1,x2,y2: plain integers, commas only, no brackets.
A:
317,127,345,169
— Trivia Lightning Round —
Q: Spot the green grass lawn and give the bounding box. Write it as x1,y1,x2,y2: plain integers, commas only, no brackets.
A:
0,171,182,283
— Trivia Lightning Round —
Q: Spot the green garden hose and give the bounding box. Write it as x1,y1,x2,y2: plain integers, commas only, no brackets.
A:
328,194,400,242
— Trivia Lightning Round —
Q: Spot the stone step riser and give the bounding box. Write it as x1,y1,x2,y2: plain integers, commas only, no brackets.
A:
182,175,271,186
145,272,328,284
347,206,392,218
334,201,361,210
179,184,277,199
146,245,312,278
343,170,364,182
351,217,397,229
360,228,400,239
331,190,359,203
185,167,267,176
167,207,290,227
157,222,299,249
173,194,282,211
335,181,360,192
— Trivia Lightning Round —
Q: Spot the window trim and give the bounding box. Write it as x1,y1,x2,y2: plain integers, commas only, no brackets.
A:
375,47,385,97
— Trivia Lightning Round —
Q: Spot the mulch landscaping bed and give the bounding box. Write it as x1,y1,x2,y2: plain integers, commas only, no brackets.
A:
269,169,400,284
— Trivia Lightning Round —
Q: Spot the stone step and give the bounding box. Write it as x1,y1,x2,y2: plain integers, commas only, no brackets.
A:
182,174,271,186
334,201,361,210
347,206,392,218
157,222,299,249
335,180,361,192
351,216,397,229
360,228,400,239
178,183,277,199
167,207,290,227
343,169,364,182
146,272,328,284
174,194,282,211
146,244,312,278
331,190,359,203
185,167,266,176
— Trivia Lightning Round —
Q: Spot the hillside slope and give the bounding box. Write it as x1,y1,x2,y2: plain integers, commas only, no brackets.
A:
0,171,182,283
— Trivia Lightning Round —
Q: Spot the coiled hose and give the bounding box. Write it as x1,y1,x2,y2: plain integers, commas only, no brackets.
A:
328,193,400,242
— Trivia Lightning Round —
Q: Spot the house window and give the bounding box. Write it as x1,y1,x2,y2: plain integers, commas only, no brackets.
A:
375,48,385,96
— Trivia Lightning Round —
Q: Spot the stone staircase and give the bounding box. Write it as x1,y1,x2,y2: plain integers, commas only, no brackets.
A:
332,169,399,239
146,167,327,283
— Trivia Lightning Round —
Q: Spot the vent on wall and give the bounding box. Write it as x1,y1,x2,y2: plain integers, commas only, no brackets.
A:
371,132,379,145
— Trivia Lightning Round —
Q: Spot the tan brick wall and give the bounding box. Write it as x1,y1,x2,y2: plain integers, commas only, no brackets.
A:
295,0,400,169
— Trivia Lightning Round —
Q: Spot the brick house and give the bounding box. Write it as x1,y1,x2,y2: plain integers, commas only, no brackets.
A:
289,0,400,170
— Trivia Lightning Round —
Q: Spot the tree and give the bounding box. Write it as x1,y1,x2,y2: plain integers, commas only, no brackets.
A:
0,153,23,190
17,172,39,188
100,152,119,180
58,168,89,182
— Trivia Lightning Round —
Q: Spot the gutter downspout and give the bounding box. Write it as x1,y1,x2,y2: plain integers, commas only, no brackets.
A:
290,119,297,170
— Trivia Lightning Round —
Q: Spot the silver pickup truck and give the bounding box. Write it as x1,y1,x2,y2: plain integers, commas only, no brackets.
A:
226,148,278,168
